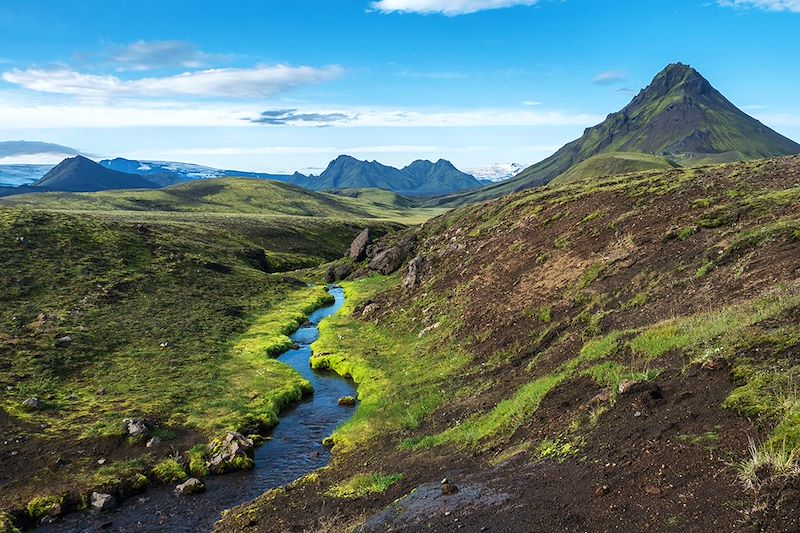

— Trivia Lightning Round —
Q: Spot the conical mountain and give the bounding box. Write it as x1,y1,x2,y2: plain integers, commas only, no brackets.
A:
35,156,160,192
431,63,800,206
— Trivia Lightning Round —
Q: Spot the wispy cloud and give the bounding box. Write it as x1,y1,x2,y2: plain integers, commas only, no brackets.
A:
592,70,627,85
397,69,467,79
522,100,542,106
717,0,800,12
101,40,231,71
370,0,539,16
0,99,602,129
250,109,356,126
1,64,344,99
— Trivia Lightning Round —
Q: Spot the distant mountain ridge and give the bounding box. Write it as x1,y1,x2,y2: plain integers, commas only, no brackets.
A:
298,155,480,196
99,157,299,187
429,63,800,206
35,156,160,192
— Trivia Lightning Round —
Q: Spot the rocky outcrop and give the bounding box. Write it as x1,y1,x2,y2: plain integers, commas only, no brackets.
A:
369,237,416,275
402,256,425,290
207,432,254,474
349,229,371,261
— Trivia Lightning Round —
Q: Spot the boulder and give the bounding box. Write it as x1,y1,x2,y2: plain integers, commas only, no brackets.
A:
22,397,41,410
402,256,425,290
349,229,371,261
369,238,415,275
55,336,72,348
123,418,150,438
90,492,116,511
175,477,206,496
334,264,353,281
325,266,336,283
338,396,356,406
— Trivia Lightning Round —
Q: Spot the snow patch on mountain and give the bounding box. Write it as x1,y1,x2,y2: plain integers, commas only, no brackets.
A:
466,163,527,182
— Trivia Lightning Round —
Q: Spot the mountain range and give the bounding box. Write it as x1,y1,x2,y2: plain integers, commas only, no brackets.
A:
99,158,299,187
31,156,159,193
428,63,800,206
293,155,481,195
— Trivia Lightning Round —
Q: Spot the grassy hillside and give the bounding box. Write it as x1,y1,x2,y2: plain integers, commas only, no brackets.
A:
551,152,676,184
0,201,405,523
219,156,800,532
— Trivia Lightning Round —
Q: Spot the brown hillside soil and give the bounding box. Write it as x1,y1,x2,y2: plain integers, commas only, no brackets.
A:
217,157,800,532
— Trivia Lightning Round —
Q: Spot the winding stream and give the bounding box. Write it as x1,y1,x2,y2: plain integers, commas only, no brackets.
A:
40,287,354,533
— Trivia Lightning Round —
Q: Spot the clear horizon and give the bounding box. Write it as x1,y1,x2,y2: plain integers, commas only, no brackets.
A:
1,0,799,173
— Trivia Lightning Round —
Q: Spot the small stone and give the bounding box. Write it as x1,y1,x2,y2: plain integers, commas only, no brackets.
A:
22,397,41,410
617,380,641,395
175,477,206,496
146,436,161,448
90,492,117,511
441,477,458,496
589,390,611,406
337,396,356,406
644,485,662,496
55,336,72,347
123,418,150,438
595,485,609,497
444,511,452,517
97,458,106,465
634,411,642,418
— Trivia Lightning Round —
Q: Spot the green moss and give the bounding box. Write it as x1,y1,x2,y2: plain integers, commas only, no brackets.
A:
0,513,20,533
151,458,187,483
187,445,210,477
538,306,552,324
91,459,149,492
325,473,403,499
26,495,63,521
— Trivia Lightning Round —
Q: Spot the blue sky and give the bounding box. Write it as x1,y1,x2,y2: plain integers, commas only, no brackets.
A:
0,0,798,173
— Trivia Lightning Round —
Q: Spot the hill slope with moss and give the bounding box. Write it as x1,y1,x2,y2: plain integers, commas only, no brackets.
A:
219,156,800,532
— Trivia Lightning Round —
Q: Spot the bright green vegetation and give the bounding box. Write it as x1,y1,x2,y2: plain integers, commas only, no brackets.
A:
629,294,798,361
25,496,63,521
0,206,346,439
325,472,403,499
309,275,471,450
0,512,20,533
0,178,447,224
151,459,188,483
552,152,675,185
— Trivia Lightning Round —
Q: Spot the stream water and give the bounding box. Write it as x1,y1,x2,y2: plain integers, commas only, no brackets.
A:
40,287,354,533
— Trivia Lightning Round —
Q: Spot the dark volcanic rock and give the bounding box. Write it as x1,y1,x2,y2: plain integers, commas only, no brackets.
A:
325,266,336,283
349,229,371,261
369,238,416,275
243,248,272,273
334,264,353,281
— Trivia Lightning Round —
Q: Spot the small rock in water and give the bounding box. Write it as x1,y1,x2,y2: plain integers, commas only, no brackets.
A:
175,477,206,495
338,396,357,406
22,397,41,410
90,492,117,511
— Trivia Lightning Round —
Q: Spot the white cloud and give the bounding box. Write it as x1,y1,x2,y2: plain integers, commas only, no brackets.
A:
0,98,601,129
370,0,538,15
1,64,344,99
592,70,627,85
718,0,800,12
522,100,542,106
104,40,230,71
